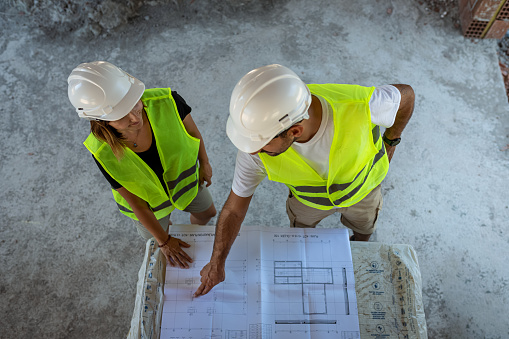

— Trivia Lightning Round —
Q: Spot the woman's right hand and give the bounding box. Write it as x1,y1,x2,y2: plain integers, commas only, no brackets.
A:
159,236,193,269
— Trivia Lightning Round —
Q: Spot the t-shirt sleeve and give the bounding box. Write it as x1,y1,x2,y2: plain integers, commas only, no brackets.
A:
171,91,192,121
369,85,401,128
231,150,267,197
92,156,122,189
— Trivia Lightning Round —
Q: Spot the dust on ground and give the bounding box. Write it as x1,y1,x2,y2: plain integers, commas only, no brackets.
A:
419,0,509,101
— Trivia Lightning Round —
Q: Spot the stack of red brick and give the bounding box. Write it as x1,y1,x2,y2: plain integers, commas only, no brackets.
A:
460,0,509,38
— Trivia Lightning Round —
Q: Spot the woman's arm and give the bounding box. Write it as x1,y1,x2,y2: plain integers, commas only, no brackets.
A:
116,187,193,268
182,114,212,187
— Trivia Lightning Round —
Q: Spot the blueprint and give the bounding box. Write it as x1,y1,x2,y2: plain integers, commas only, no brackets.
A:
160,225,360,339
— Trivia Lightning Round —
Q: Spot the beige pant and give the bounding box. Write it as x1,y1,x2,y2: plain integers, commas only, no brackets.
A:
285,185,383,235
133,185,213,240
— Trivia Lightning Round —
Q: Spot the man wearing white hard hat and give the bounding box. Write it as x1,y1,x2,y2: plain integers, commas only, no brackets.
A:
68,61,216,268
194,64,414,296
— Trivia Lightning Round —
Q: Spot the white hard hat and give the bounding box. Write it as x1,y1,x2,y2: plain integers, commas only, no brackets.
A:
67,61,145,121
227,64,311,153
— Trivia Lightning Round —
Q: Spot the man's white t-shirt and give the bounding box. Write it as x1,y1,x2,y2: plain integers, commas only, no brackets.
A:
232,85,401,198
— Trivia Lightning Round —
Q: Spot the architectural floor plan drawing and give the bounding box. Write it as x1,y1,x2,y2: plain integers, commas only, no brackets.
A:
160,225,360,339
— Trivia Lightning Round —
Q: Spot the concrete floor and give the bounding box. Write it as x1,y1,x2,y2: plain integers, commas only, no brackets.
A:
1,1,508,338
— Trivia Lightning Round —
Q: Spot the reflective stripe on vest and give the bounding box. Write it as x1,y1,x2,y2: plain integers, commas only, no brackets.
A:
292,139,386,207
167,162,199,204
115,197,173,215
291,125,382,195
84,88,200,221
259,84,389,210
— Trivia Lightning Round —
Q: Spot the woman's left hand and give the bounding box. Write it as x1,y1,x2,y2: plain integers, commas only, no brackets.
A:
199,162,212,187
160,236,193,269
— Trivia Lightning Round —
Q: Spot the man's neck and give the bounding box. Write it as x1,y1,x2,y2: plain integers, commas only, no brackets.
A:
296,95,322,143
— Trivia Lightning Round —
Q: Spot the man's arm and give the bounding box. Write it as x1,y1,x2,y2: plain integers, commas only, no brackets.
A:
194,190,253,297
384,84,415,162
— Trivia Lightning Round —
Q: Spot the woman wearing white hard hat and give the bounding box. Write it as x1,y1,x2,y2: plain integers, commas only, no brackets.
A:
68,61,216,268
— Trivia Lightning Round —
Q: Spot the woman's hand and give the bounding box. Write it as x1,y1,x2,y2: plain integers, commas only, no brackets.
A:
159,236,193,269
199,161,212,187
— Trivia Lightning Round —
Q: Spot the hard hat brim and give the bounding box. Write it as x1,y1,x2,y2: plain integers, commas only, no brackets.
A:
226,116,273,153
93,77,145,121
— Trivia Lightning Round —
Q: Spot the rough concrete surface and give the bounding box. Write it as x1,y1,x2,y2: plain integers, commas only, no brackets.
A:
1,0,508,338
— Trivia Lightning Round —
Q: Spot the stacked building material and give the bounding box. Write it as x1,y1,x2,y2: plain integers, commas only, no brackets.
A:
460,0,509,38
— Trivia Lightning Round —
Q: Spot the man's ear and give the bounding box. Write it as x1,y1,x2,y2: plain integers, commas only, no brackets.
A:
289,125,304,138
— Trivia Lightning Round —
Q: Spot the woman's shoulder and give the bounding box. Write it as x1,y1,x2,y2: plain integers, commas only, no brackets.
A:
142,87,171,100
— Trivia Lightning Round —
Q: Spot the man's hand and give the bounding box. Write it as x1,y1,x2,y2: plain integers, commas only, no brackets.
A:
193,191,252,297
384,143,396,163
193,262,225,297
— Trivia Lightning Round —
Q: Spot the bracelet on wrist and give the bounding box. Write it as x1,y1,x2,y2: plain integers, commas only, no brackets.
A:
158,234,171,248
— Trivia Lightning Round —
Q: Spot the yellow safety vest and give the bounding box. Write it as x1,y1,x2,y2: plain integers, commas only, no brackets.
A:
84,88,201,220
260,84,389,210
